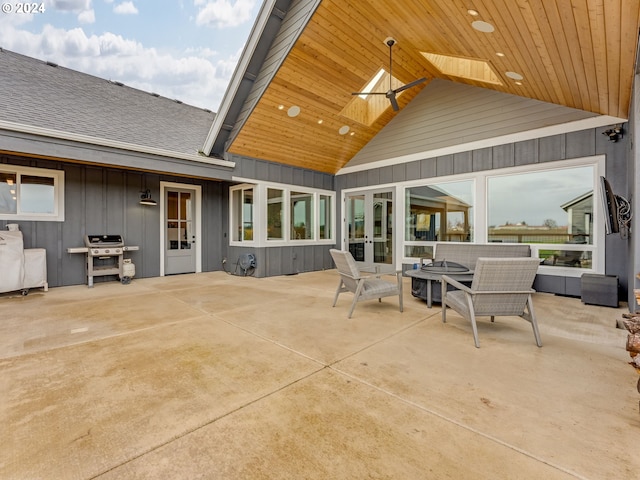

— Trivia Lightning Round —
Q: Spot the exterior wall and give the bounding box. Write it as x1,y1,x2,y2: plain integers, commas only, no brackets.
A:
227,154,335,277
336,126,632,299
1,153,228,288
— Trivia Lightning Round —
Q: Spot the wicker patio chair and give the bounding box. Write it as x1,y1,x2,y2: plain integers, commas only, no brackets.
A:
329,249,403,318
441,257,542,348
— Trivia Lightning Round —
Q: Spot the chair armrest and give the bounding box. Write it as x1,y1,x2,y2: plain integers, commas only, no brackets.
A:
441,274,472,293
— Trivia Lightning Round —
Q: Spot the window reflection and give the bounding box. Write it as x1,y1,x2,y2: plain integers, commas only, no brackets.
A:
0,172,17,214
487,166,594,246
405,181,474,252
291,191,313,240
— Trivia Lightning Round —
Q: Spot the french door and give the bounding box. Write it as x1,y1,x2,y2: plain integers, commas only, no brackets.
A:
345,189,394,267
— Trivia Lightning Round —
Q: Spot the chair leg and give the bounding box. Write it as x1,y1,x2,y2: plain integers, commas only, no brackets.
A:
466,294,480,348
524,294,542,347
347,279,366,319
441,281,447,323
332,279,343,307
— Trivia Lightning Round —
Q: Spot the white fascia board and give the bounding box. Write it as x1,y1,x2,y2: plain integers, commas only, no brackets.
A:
202,0,276,156
0,120,235,168
336,114,627,175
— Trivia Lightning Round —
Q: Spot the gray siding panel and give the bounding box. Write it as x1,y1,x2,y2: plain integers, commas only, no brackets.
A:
346,80,597,167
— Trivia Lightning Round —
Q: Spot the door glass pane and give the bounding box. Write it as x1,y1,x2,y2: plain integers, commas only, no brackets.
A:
0,172,17,214
167,221,179,250
168,191,178,218
373,192,392,264
20,175,55,214
180,221,191,249
267,188,283,240
180,192,191,220
347,195,365,260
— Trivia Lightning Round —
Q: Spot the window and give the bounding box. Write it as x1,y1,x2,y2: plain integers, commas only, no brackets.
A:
487,165,595,269
400,156,603,275
0,166,64,221
267,188,284,240
231,186,254,242
404,180,474,257
291,191,313,240
230,183,334,246
319,194,332,240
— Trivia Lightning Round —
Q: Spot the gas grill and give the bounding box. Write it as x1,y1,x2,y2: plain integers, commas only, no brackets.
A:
67,234,139,287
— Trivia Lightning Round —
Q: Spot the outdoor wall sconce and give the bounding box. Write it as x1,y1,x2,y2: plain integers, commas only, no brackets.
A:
602,125,623,142
139,189,157,206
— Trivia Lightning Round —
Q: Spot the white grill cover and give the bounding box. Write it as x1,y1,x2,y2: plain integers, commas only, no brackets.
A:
0,231,25,293
23,248,47,289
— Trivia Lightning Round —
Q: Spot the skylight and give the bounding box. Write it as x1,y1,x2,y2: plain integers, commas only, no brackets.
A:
421,52,502,85
358,68,386,99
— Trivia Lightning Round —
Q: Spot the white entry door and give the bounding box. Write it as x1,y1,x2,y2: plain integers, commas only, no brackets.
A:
162,183,200,275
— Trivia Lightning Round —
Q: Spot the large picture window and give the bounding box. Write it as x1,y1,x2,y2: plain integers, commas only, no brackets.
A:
487,165,595,268
0,166,64,221
404,180,474,258
401,157,602,275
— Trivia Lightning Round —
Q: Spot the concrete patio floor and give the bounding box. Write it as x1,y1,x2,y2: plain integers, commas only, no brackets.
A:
1,270,638,479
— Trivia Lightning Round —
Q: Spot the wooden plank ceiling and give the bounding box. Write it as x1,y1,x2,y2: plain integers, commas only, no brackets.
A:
228,0,640,174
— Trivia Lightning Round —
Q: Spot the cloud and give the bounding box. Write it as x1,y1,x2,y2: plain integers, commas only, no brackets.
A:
195,0,257,28
78,9,95,23
0,22,238,110
113,1,138,15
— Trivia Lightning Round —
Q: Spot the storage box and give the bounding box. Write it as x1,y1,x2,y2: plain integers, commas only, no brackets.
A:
581,274,618,307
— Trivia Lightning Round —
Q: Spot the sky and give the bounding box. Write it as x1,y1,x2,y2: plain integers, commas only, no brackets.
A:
0,0,262,111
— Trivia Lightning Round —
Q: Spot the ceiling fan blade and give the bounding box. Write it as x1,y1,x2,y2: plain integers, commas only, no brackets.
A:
394,77,427,94
352,91,389,96
389,93,399,111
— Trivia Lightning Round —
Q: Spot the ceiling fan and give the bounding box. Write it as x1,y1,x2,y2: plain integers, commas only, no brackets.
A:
352,37,427,111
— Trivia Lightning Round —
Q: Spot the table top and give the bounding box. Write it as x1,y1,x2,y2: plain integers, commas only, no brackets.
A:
404,267,474,280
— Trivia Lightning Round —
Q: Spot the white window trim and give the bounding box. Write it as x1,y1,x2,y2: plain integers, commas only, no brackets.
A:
0,164,65,222
229,179,336,247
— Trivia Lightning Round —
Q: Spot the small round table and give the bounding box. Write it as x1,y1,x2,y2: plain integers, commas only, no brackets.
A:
405,267,474,308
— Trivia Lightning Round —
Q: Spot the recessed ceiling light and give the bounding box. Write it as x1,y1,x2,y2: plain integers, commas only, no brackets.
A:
287,105,301,117
350,132,355,136
317,119,323,124
277,105,284,110
339,125,350,135
505,71,524,80
467,9,479,16
472,20,494,33
515,81,523,85
496,52,505,57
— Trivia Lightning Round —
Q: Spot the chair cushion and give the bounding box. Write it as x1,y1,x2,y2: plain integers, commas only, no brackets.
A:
363,278,398,296
446,290,470,317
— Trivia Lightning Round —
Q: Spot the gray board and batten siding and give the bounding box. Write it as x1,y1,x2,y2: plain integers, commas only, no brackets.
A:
335,125,632,301
0,151,335,288
227,154,336,278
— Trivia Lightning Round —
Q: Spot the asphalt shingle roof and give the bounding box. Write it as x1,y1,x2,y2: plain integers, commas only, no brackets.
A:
0,48,216,157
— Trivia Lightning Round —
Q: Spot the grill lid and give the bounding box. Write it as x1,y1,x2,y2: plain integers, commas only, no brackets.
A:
85,234,124,247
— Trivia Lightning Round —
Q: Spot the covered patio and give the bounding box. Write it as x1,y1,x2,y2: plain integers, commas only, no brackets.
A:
1,271,637,479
